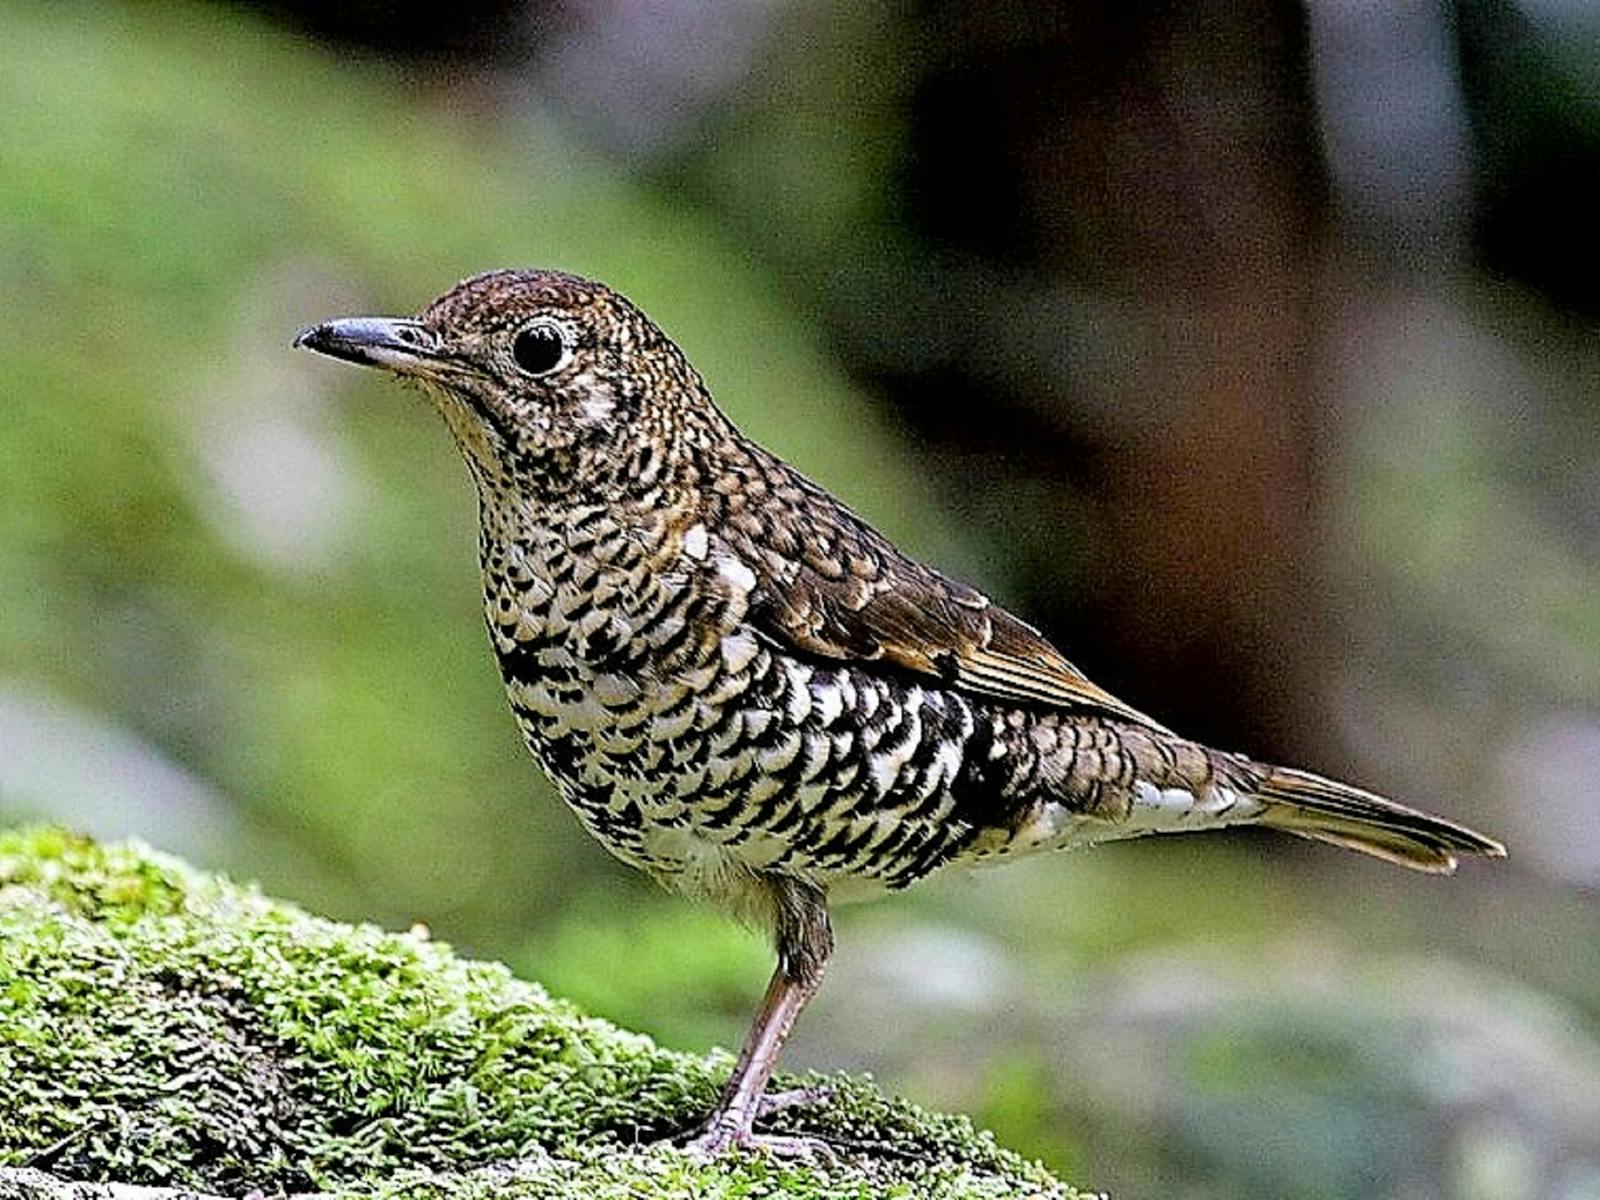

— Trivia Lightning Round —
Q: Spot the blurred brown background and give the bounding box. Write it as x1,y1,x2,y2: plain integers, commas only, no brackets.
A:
3,2,1598,1195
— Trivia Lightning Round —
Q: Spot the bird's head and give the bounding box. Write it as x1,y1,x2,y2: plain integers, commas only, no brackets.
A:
295,269,717,499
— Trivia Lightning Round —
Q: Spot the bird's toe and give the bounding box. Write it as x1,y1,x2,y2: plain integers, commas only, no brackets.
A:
680,1125,839,1162
754,1084,835,1120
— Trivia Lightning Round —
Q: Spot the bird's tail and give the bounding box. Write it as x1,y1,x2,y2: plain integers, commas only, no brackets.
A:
1252,766,1505,874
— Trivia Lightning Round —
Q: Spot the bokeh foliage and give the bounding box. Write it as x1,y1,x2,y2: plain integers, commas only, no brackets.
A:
3,3,1599,1198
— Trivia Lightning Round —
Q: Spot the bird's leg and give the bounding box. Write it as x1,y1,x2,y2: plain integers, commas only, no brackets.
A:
691,964,819,1146
684,879,834,1158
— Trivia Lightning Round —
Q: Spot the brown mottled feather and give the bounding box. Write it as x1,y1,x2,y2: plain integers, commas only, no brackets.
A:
711,443,1169,732
1255,767,1505,873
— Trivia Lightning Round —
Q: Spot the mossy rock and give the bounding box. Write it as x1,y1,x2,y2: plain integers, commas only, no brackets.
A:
0,829,1087,1198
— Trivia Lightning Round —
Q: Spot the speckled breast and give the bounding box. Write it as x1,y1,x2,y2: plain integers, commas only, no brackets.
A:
477,510,994,899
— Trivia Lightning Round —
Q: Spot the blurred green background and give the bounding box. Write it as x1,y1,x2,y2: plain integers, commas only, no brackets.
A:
3,1,1599,1196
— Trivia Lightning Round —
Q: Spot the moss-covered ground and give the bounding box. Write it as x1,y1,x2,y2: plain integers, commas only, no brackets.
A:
0,829,1085,1198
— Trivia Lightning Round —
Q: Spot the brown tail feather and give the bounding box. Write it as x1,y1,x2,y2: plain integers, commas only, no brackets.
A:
1254,766,1506,874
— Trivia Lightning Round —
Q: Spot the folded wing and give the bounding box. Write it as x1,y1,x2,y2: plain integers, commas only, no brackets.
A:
712,451,1167,732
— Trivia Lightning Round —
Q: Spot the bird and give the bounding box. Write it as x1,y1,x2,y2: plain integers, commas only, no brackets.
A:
295,268,1505,1157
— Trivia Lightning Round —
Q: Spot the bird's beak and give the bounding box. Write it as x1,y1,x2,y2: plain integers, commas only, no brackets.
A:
293,317,443,377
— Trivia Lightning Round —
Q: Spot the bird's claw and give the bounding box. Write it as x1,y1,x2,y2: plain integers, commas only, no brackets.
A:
680,1084,837,1159
681,1124,839,1162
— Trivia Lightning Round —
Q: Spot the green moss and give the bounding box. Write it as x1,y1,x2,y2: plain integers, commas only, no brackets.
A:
0,829,1085,1198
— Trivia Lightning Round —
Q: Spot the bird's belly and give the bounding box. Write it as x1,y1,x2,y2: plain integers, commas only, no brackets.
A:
501,646,981,897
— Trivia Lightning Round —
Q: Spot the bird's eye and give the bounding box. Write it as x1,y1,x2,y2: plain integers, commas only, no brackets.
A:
511,319,572,377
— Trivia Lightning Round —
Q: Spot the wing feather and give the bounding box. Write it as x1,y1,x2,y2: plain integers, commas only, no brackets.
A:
710,450,1167,732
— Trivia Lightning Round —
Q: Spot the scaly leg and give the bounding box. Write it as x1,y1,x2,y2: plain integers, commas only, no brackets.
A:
684,878,834,1157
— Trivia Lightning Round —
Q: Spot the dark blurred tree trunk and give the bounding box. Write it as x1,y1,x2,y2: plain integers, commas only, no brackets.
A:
900,1,1332,758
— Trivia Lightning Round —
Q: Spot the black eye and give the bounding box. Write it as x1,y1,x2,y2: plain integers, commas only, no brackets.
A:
511,320,571,376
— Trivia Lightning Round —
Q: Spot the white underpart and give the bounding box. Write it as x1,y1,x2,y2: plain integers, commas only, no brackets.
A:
928,739,963,797
719,629,760,673
646,825,765,916
869,690,924,793
682,523,709,561
782,660,813,723
715,553,758,594
810,676,845,726
1009,781,1266,856
1131,781,1260,828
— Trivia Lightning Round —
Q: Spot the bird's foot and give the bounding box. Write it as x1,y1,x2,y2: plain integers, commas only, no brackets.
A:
680,1085,837,1160
681,1123,838,1162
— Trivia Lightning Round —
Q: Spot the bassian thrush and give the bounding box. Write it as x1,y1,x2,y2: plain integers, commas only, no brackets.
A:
296,269,1504,1157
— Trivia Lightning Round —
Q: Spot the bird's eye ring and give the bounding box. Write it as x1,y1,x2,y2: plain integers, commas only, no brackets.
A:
511,318,573,377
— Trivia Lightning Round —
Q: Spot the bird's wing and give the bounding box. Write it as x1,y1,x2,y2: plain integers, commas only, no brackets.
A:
711,456,1169,733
